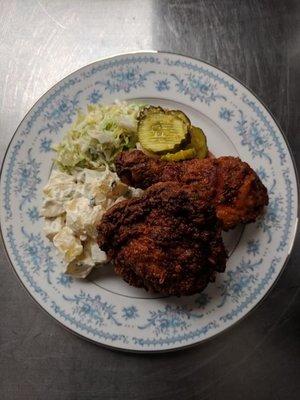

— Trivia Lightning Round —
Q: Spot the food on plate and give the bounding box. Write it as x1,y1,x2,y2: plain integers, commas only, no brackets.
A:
42,101,268,289
54,101,142,173
137,106,208,160
161,148,196,161
115,150,269,230
41,167,132,277
97,182,227,296
138,106,189,154
53,226,83,264
190,126,208,159
41,101,145,277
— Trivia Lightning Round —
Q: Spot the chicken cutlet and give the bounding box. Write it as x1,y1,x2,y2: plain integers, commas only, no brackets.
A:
115,150,269,230
97,182,227,296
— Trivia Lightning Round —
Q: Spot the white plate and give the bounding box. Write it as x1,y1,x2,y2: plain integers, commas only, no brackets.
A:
0,51,298,352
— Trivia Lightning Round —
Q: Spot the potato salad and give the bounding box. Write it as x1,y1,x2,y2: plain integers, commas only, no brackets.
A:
41,168,129,278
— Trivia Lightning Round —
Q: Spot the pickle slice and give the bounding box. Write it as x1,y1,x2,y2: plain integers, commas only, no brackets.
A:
169,110,191,125
190,126,208,159
161,148,196,161
138,106,189,154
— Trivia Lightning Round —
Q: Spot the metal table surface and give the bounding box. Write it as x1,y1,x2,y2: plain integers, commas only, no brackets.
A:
0,1,299,399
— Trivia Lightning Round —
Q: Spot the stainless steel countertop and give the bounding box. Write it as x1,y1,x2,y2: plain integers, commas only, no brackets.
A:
1,1,299,399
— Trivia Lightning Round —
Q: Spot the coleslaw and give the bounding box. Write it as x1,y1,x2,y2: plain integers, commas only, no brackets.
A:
54,101,141,173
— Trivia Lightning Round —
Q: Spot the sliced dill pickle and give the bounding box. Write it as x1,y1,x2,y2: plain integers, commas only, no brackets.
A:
190,126,208,159
138,106,189,154
161,148,196,161
169,110,191,126
138,106,164,121
139,106,190,127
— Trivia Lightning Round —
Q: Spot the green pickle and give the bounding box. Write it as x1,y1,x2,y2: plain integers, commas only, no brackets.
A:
138,106,189,154
190,126,208,159
169,109,191,125
161,148,196,161
161,126,208,161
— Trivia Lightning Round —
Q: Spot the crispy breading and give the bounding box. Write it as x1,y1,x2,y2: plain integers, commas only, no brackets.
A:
98,150,268,296
115,150,269,230
97,182,227,296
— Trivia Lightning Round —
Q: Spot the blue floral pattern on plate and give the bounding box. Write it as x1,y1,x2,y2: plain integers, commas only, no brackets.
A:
219,107,234,121
171,73,226,104
26,206,40,223
0,52,298,352
122,306,139,320
96,66,155,94
235,109,272,162
57,273,73,288
15,148,41,210
40,138,52,153
87,89,102,104
38,91,82,134
138,305,203,336
20,227,56,284
246,239,260,256
155,79,171,91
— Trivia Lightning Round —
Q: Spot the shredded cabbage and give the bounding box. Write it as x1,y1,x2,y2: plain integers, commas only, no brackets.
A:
54,101,142,173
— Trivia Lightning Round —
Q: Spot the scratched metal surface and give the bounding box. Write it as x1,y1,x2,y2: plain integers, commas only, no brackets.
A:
0,1,299,399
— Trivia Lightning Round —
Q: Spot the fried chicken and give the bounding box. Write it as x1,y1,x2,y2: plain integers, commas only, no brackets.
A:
97,182,227,296
115,150,269,230
98,150,268,296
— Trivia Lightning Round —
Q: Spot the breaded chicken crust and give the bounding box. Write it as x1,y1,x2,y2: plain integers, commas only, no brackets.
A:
115,150,269,230
97,182,227,296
